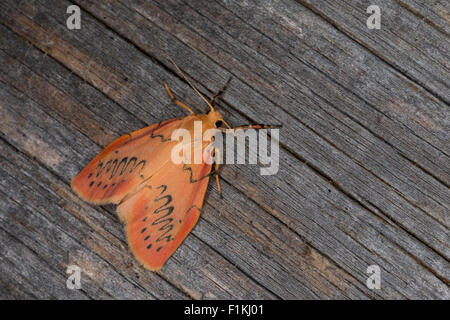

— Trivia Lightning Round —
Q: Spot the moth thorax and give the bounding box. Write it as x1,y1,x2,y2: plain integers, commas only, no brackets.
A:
207,110,223,124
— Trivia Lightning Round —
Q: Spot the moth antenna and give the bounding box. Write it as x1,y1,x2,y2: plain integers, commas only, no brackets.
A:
221,119,236,137
166,55,215,112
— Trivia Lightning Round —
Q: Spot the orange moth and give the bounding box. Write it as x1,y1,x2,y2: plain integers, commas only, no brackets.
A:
71,59,277,270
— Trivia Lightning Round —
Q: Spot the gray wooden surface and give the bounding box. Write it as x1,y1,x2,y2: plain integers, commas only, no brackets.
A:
0,0,448,299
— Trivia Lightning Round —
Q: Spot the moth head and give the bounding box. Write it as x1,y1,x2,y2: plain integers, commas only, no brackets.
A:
207,110,224,128
207,110,233,131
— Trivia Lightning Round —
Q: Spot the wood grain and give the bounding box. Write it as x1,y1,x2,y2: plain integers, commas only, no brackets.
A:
0,0,448,299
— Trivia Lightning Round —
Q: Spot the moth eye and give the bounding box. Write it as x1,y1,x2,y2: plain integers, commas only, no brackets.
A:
215,120,223,128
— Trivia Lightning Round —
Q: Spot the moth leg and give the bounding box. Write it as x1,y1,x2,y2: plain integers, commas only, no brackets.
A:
164,82,194,115
212,147,223,198
217,124,281,136
217,127,270,168
210,77,232,106
215,167,222,198
232,124,281,130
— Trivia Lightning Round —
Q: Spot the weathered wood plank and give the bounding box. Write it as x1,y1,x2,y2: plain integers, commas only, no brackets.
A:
0,27,361,299
0,193,95,300
0,0,448,299
397,0,450,36
3,28,288,298
298,0,450,104
0,142,177,299
55,0,448,236
3,8,372,298
0,76,276,299
0,257,40,299
115,0,449,181
398,0,450,36
66,0,450,280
